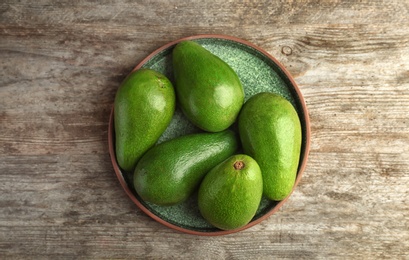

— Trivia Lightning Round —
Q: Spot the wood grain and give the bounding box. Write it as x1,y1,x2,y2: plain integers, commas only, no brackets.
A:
1,0,408,259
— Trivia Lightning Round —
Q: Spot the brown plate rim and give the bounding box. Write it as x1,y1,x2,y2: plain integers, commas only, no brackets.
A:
108,34,311,236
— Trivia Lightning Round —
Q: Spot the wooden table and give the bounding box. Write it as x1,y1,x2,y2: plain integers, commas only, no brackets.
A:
1,1,408,259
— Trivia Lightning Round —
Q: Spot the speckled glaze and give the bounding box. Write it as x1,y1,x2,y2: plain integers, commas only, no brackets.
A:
108,34,311,236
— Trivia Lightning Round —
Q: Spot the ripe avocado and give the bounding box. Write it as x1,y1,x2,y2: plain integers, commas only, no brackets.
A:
133,130,239,206
114,69,175,172
172,41,244,132
198,154,263,230
238,92,302,201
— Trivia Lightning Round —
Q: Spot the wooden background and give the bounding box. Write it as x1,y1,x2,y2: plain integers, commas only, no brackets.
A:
1,0,408,259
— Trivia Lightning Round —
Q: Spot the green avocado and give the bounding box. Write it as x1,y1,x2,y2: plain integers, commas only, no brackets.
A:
198,154,263,230
238,92,302,201
114,69,175,172
133,130,239,206
172,41,244,132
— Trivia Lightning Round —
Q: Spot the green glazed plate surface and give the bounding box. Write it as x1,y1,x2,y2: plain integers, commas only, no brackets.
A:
109,35,310,235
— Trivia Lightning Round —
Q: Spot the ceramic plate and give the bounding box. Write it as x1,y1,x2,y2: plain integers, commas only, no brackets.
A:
108,35,310,236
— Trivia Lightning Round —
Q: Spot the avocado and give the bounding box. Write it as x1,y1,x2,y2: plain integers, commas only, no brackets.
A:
114,69,175,172
238,92,302,201
172,41,244,132
133,130,239,206
198,154,263,230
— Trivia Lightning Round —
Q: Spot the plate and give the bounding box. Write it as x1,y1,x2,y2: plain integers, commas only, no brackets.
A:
108,34,311,236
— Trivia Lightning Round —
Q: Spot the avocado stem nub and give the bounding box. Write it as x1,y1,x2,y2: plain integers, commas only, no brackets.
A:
234,161,244,170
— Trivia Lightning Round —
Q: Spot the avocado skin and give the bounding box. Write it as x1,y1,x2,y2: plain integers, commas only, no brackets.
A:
198,154,263,230
114,69,175,172
238,92,302,201
133,130,239,206
172,41,244,132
